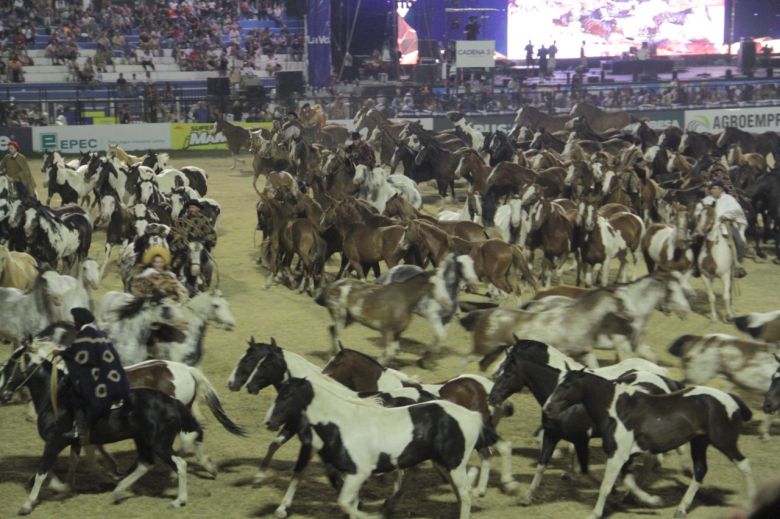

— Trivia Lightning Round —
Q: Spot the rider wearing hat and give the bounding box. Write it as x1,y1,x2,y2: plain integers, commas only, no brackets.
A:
169,199,217,271
60,308,131,444
699,179,748,278
345,131,376,168
0,140,36,195
281,110,303,142
130,245,188,300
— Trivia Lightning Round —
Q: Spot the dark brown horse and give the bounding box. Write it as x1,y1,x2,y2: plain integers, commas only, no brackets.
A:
213,117,251,169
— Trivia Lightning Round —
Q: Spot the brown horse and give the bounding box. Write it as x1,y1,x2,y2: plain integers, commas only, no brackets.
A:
383,192,488,242
523,198,577,287
281,218,327,294
570,102,633,133
316,271,445,366
514,106,570,132
213,117,250,169
450,238,538,300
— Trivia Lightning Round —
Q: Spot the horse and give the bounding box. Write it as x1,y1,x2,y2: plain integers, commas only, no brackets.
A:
142,152,209,196
316,270,449,367
107,144,144,166
0,245,38,289
717,126,780,160
460,272,692,369
642,202,693,273
280,216,328,294
570,102,633,133
514,105,570,132
543,369,755,519
143,289,235,366
693,201,736,321
669,333,779,439
735,310,780,343
53,258,101,321
764,356,780,416
437,192,482,224
376,253,480,353
178,241,215,295
413,139,459,200
521,197,577,287
98,192,136,277
463,239,538,301
266,375,495,519
0,270,72,345
488,339,679,505
42,153,100,206
577,199,645,287
353,165,422,213
454,149,491,195
212,116,250,169
486,131,519,166
0,346,209,514
96,290,186,365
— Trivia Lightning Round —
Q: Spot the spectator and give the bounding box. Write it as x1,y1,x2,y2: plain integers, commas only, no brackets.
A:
9,55,24,83
116,72,128,94
140,49,155,71
119,104,131,124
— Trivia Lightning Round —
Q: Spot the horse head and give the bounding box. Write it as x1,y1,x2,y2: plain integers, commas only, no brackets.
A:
542,367,593,418
80,259,101,291
0,346,32,404
266,377,312,431
655,271,693,318
241,337,287,394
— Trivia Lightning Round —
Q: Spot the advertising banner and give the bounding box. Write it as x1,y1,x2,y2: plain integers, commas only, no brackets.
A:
0,127,33,154
684,106,780,133
432,114,515,133
32,124,170,152
170,122,272,150
455,40,495,68
629,109,684,130
307,0,332,87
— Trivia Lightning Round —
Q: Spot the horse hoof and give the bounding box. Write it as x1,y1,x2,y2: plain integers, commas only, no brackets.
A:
646,495,663,508
18,503,33,516
273,508,288,519
518,494,533,506
502,480,521,495
252,471,267,485
169,499,186,508
112,491,125,505
49,480,69,494
673,510,687,518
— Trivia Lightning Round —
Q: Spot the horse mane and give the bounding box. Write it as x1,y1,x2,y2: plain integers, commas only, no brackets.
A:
117,295,149,320
308,375,385,408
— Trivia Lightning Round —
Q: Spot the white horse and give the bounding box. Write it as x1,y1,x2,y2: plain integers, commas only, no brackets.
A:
149,290,236,366
0,271,72,344
52,258,102,321
694,202,735,321
437,192,482,224
353,165,422,213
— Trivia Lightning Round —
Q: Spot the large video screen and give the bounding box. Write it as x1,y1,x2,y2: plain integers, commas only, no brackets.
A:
507,0,726,59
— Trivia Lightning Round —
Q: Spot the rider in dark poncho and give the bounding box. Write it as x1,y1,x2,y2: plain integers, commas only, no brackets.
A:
61,307,130,443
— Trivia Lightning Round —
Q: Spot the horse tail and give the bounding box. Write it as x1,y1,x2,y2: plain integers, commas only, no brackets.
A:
187,366,248,437
511,245,539,293
475,417,500,450
252,170,263,197
667,334,696,357
730,393,753,422
459,310,484,332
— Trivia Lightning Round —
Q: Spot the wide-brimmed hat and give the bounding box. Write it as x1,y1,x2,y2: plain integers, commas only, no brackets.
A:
710,179,725,189
351,132,361,140
185,199,203,209
142,246,172,267
287,111,298,118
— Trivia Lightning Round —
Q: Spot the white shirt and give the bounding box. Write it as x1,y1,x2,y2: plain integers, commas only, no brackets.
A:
702,193,746,226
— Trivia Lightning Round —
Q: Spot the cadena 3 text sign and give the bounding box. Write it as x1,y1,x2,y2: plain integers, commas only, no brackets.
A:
685,106,780,133
455,40,495,69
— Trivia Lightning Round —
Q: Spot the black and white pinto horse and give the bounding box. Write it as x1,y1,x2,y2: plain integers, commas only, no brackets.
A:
23,202,93,273
0,346,206,514
169,186,222,230
544,369,755,519
41,151,100,206
96,290,185,365
142,152,209,196
376,253,480,352
352,165,423,213
266,375,497,519
179,241,215,295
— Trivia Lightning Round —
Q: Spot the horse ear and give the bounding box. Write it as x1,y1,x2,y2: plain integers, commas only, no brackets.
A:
249,335,256,345
774,353,780,365
563,361,572,373
270,337,278,348
337,339,344,352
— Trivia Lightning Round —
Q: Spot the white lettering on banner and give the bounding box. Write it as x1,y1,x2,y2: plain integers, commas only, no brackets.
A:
32,124,171,152
330,118,434,132
685,107,780,133
455,40,495,69
307,35,331,45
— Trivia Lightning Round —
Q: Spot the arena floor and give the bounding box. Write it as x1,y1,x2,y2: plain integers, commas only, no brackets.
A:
1,151,778,519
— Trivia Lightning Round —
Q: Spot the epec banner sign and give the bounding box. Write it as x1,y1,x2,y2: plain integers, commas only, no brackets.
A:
32,124,171,152
684,106,780,133
170,122,272,150
455,40,495,69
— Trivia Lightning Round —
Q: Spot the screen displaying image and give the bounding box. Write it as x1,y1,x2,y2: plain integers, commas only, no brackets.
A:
507,0,726,59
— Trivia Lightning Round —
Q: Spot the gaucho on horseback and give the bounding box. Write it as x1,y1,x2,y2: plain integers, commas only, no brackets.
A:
60,308,131,444
346,132,376,168
170,199,218,271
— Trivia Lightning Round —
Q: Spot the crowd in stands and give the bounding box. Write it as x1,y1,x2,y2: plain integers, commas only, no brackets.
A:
0,0,296,82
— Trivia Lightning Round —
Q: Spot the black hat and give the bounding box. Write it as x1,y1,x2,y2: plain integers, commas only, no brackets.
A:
710,179,725,189
351,132,361,140
71,307,95,328
186,199,203,209
287,111,298,118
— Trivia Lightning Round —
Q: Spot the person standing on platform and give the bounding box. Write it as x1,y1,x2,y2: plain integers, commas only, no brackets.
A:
548,41,558,75
580,41,587,70
465,16,479,41
525,40,534,67
537,45,548,78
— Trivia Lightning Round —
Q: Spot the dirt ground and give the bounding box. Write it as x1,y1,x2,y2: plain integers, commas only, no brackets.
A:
1,151,779,519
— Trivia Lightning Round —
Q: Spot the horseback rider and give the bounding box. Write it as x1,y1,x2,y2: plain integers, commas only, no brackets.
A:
0,140,36,196
130,245,188,301
345,132,376,168
169,199,217,271
60,308,130,444
281,110,303,143
695,179,748,278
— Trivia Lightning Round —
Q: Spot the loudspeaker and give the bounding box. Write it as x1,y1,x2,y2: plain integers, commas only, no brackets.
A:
207,77,230,96
414,63,439,83
285,0,306,17
276,71,305,97
245,85,266,101
418,40,440,60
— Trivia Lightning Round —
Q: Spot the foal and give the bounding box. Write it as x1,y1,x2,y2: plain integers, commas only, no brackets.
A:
544,369,755,519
